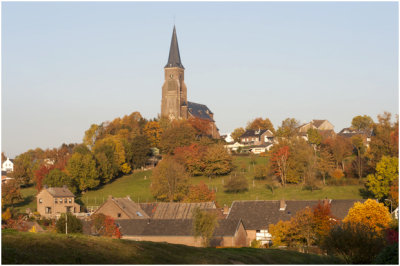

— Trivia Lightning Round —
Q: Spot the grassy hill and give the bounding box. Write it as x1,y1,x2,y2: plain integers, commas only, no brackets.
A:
2,230,343,264
16,155,363,212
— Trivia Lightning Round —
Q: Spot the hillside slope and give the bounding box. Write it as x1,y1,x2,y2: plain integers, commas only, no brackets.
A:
2,230,342,264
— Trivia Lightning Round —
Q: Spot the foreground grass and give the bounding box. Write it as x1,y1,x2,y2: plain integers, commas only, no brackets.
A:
2,230,343,264
17,156,363,211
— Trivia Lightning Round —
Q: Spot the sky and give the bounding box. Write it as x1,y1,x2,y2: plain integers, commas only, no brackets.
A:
1,1,398,158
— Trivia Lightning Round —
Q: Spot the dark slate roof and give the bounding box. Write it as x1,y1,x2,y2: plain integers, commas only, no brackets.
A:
45,186,75,197
165,26,184,69
338,128,374,138
139,202,216,219
187,102,214,121
226,199,365,230
116,219,241,237
240,129,268,138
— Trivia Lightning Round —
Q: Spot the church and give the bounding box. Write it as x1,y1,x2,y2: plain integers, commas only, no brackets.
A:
161,26,220,139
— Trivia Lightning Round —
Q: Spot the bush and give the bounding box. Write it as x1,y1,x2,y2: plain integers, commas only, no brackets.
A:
254,165,267,180
331,169,344,179
322,223,385,264
224,173,248,193
56,213,82,234
250,239,262,248
373,242,399,264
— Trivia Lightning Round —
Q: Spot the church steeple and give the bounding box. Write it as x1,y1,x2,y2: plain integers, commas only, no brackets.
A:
165,26,184,69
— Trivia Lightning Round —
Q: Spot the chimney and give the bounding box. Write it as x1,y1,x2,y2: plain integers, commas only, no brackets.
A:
223,204,230,215
279,199,286,211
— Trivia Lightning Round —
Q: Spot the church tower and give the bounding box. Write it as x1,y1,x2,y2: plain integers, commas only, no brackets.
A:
161,26,188,120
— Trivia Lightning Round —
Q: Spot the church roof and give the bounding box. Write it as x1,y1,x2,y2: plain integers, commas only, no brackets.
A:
165,26,184,69
187,101,214,121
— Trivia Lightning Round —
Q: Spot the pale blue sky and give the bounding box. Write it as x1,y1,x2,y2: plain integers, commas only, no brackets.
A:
1,1,398,158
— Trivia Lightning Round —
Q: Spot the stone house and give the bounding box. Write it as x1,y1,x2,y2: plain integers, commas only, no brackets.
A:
116,219,247,247
36,185,80,219
226,199,365,246
1,157,14,172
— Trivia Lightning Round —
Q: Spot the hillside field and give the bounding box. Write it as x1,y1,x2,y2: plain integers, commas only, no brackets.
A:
1,230,343,264
16,156,363,211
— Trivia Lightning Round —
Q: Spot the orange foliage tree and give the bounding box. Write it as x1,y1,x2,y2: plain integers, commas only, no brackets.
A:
270,145,290,186
184,181,216,202
174,144,207,176
188,117,211,136
343,199,392,233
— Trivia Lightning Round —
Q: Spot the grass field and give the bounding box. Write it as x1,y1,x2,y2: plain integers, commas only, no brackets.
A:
2,230,343,264
17,155,364,211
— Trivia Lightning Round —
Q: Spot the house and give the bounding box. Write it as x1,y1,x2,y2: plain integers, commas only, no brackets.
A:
93,196,150,219
239,129,274,145
298,119,334,133
2,157,14,172
221,133,234,143
1,171,14,184
248,143,274,154
94,197,216,220
226,199,365,246
224,142,245,152
36,185,81,219
116,218,247,247
338,127,374,145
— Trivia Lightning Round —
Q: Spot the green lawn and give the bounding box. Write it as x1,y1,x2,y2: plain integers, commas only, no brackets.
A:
17,155,364,211
2,230,343,264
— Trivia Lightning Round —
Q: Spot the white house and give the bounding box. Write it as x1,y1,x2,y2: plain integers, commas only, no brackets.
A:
221,133,234,143
2,158,14,172
225,142,244,152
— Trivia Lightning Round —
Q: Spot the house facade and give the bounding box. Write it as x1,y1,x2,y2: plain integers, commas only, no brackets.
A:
239,129,274,145
36,186,80,218
298,119,334,133
1,158,14,172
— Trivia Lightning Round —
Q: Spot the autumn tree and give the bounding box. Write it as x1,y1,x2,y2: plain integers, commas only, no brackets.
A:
90,213,121,238
56,212,82,234
12,151,41,186
66,152,99,192
343,199,392,233
231,127,245,143
312,201,338,244
351,115,374,131
159,120,197,154
366,156,399,202
269,220,292,247
307,128,322,147
290,207,316,251
34,164,54,191
184,181,215,202
143,121,163,148
321,136,352,171
93,141,119,184
246,117,275,133
188,117,211,136
254,165,268,180
351,135,366,179
202,144,233,177
43,169,77,194
1,180,23,207
150,158,189,202
174,144,207,176
126,135,152,170
193,207,219,247
270,145,290,186
275,118,300,138
83,124,100,149
317,148,335,185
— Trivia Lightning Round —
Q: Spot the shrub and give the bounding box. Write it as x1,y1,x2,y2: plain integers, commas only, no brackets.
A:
373,242,399,264
224,173,248,193
254,165,267,180
331,168,344,179
56,213,82,234
250,239,262,248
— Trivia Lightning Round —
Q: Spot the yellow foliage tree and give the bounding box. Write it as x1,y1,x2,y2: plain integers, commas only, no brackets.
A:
343,199,391,232
144,121,163,148
2,208,12,221
29,225,37,233
268,220,292,247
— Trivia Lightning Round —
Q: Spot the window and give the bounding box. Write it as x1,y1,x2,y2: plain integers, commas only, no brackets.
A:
69,198,72,203
39,198,43,204
54,199,58,204
45,207,52,214
256,230,260,233
64,198,67,204
117,213,121,218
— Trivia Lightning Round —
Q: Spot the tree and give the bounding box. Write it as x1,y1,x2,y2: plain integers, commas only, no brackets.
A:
366,156,399,202
275,118,300,138
159,121,196,154
43,169,77,194
343,199,392,233
90,213,121,238
351,115,374,131
188,117,212,136
246,117,275,133
143,121,163,148
202,144,233,177
254,165,268,180
231,127,245,143
184,181,215,203
150,158,189,202
322,223,386,264
224,173,248,193
321,136,352,171
56,212,82,234
83,124,100,149
93,142,119,184
34,164,54,191
270,145,290,186
312,202,338,244
127,135,152,170
307,128,322,147
290,207,316,251
269,220,292,247
193,207,219,247
351,135,366,179
174,144,207,176
1,180,23,207
317,148,335,185
11,152,38,186
66,152,99,192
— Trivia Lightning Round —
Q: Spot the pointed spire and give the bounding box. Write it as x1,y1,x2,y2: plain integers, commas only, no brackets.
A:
165,26,184,69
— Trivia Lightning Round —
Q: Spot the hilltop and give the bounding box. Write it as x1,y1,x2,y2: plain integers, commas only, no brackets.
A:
2,230,343,264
